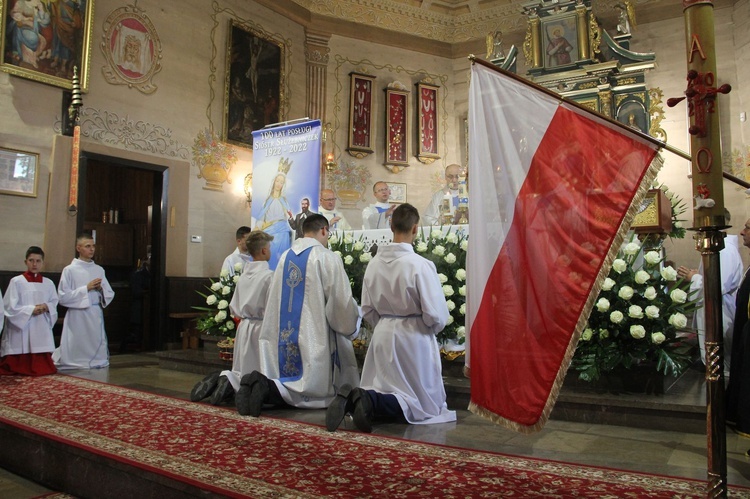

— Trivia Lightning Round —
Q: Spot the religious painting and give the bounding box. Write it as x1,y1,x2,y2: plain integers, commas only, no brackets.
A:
100,4,162,94
541,15,578,69
386,182,406,204
616,99,648,134
347,72,375,159
0,146,38,197
384,86,409,167
0,0,94,91
416,81,440,164
223,20,285,149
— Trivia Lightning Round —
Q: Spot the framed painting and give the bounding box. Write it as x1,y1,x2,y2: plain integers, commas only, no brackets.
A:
0,0,94,91
386,182,406,204
0,146,38,197
541,14,578,70
384,86,409,167
616,99,648,134
416,81,440,164
223,20,285,148
347,72,375,159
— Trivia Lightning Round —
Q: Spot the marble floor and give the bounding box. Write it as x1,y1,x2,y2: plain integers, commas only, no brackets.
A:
3,353,750,498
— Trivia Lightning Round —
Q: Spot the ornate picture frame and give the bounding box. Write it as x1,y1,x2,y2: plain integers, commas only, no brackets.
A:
541,14,578,70
100,4,162,94
0,146,38,197
386,182,406,204
223,20,285,148
347,72,375,159
416,81,440,164
616,98,648,134
384,85,409,167
0,0,94,91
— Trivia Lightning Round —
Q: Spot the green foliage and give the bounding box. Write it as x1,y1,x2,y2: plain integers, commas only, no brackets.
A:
192,263,242,338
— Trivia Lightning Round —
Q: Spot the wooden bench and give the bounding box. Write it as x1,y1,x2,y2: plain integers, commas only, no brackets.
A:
168,312,204,349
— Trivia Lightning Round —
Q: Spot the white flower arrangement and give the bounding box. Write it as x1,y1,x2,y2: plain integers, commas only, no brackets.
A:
194,270,240,338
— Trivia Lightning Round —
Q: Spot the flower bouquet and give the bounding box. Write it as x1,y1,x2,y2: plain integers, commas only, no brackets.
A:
571,238,699,382
193,263,242,339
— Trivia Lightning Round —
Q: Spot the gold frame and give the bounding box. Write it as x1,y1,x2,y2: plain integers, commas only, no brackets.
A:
223,19,286,149
386,181,406,204
0,146,39,197
347,72,375,159
416,81,440,164
384,87,409,167
0,0,95,91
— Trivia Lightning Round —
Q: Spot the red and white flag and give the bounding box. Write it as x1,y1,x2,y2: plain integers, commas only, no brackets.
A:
466,62,662,432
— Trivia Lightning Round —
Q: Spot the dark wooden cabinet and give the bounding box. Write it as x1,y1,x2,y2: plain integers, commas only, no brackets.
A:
84,223,134,267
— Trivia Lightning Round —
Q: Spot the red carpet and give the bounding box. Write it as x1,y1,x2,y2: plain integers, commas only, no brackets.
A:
0,375,744,498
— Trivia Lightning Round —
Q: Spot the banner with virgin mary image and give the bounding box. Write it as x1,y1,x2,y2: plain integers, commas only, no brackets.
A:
252,120,322,270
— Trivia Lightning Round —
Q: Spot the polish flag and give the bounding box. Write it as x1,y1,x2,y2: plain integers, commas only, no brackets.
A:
466,62,662,432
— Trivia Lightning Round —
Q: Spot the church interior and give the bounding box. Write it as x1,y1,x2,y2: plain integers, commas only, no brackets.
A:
1,0,750,495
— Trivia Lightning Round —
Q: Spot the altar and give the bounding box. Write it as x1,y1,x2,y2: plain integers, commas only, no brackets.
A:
331,224,468,251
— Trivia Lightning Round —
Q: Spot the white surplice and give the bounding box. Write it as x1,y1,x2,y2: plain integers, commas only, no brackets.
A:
362,202,393,230
222,261,274,391
423,188,459,226
52,259,114,369
1,275,58,355
319,207,352,231
258,237,360,408
360,242,456,424
221,248,253,277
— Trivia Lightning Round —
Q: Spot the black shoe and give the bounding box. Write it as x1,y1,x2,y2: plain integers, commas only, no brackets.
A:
351,387,374,433
237,371,270,417
190,371,221,402
209,375,233,406
326,384,353,432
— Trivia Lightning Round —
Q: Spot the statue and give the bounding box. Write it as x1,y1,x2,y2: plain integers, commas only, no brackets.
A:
616,1,637,35
486,30,505,60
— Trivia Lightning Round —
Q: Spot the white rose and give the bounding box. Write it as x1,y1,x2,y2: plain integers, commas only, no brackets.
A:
233,275,240,283
644,251,661,265
455,269,467,281
206,295,217,306
628,305,643,319
446,232,458,244
359,253,372,263
334,251,342,258
344,234,353,244
344,255,353,265
458,285,466,296
459,303,466,315
457,326,466,339
645,305,660,319
211,282,222,291
630,325,646,339
431,230,444,240
329,235,339,245
444,253,457,264
674,221,683,229
446,299,455,311
432,245,446,256
610,310,624,324
234,262,243,273
668,313,688,328
226,321,235,331
661,266,678,281
218,300,228,310
644,286,657,301
416,242,428,253
623,241,641,256
443,285,455,297
354,241,365,251
460,239,468,251
618,286,634,300
446,315,454,325
215,310,227,322
582,328,593,341
220,269,230,278
438,273,448,284
612,259,627,274
635,270,650,285
596,298,610,312
651,332,666,344
602,278,616,291
670,288,687,304
599,329,610,339
222,286,231,296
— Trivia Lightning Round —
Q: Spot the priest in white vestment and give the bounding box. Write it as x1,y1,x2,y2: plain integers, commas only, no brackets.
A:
0,246,58,375
53,234,115,370
221,226,253,276
327,203,455,432
423,164,462,226
319,188,351,231
210,231,275,405
362,181,396,230
237,214,361,416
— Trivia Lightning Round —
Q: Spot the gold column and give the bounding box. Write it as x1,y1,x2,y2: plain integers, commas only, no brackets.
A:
304,30,332,122
530,16,542,69
576,3,590,61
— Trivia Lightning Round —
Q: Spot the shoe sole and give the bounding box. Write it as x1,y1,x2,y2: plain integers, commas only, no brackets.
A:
190,371,221,402
325,384,352,432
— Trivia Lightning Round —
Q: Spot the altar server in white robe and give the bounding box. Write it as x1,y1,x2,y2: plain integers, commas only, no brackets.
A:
423,164,462,226
237,214,361,416
362,181,396,230
209,231,275,405
327,203,455,432
221,226,252,276
53,233,115,370
0,246,58,376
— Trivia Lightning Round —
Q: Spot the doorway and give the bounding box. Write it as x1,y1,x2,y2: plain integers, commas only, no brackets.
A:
78,152,168,352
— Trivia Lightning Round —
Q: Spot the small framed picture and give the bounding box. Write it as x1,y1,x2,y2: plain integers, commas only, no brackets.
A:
387,182,407,204
0,147,38,197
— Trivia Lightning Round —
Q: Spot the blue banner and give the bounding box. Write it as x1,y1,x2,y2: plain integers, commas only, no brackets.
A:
277,247,311,382
252,120,322,270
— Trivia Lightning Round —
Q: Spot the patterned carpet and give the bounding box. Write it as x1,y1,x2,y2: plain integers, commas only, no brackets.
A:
0,375,744,498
